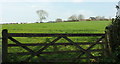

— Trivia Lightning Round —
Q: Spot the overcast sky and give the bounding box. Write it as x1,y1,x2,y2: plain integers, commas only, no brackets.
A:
0,0,119,23
0,0,119,2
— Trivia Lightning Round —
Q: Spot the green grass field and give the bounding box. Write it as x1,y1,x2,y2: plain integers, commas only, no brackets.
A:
1,21,111,62
2,21,111,33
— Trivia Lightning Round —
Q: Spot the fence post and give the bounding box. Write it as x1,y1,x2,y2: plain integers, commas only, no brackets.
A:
104,30,112,56
2,29,8,63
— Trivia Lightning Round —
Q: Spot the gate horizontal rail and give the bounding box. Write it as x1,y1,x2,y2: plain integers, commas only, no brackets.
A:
8,42,105,47
8,49,105,55
8,33,105,37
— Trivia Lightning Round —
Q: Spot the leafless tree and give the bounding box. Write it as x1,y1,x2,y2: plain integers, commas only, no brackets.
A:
56,18,62,22
78,14,84,21
96,16,101,20
36,10,48,23
96,16,105,21
68,14,78,21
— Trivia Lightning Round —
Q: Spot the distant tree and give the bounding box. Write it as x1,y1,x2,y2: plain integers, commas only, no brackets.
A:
36,10,48,23
109,16,112,20
56,18,62,22
96,16,101,20
78,14,84,21
68,15,78,21
100,16,105,20
35,22,39,23
96,16,106,21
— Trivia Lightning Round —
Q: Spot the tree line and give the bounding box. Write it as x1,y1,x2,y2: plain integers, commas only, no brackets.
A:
36,10,112,23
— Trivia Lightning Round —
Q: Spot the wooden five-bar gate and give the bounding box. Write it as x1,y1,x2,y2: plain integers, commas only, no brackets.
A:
2,29,110,63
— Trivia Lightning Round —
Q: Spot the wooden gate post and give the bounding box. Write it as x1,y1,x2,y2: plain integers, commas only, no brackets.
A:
2,29,8,63
104,30,112,56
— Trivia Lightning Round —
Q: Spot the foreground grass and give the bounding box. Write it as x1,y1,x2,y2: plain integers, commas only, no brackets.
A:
2,21,111,62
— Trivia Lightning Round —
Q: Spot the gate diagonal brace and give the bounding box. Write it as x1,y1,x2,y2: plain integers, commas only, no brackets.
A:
62,36,94,58
22,36,62,62
8,37,46,62
73,35,105,62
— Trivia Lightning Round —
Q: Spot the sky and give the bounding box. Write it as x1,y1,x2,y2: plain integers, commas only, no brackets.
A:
0,0,119,24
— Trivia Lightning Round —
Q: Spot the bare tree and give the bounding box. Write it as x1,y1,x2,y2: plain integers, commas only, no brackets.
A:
96,16,105,21
78,14,84,21
68,14,78,21
96,16,101,20
109,16,112,21
56,18,62,22
36,10,48,23
101,16,105,20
